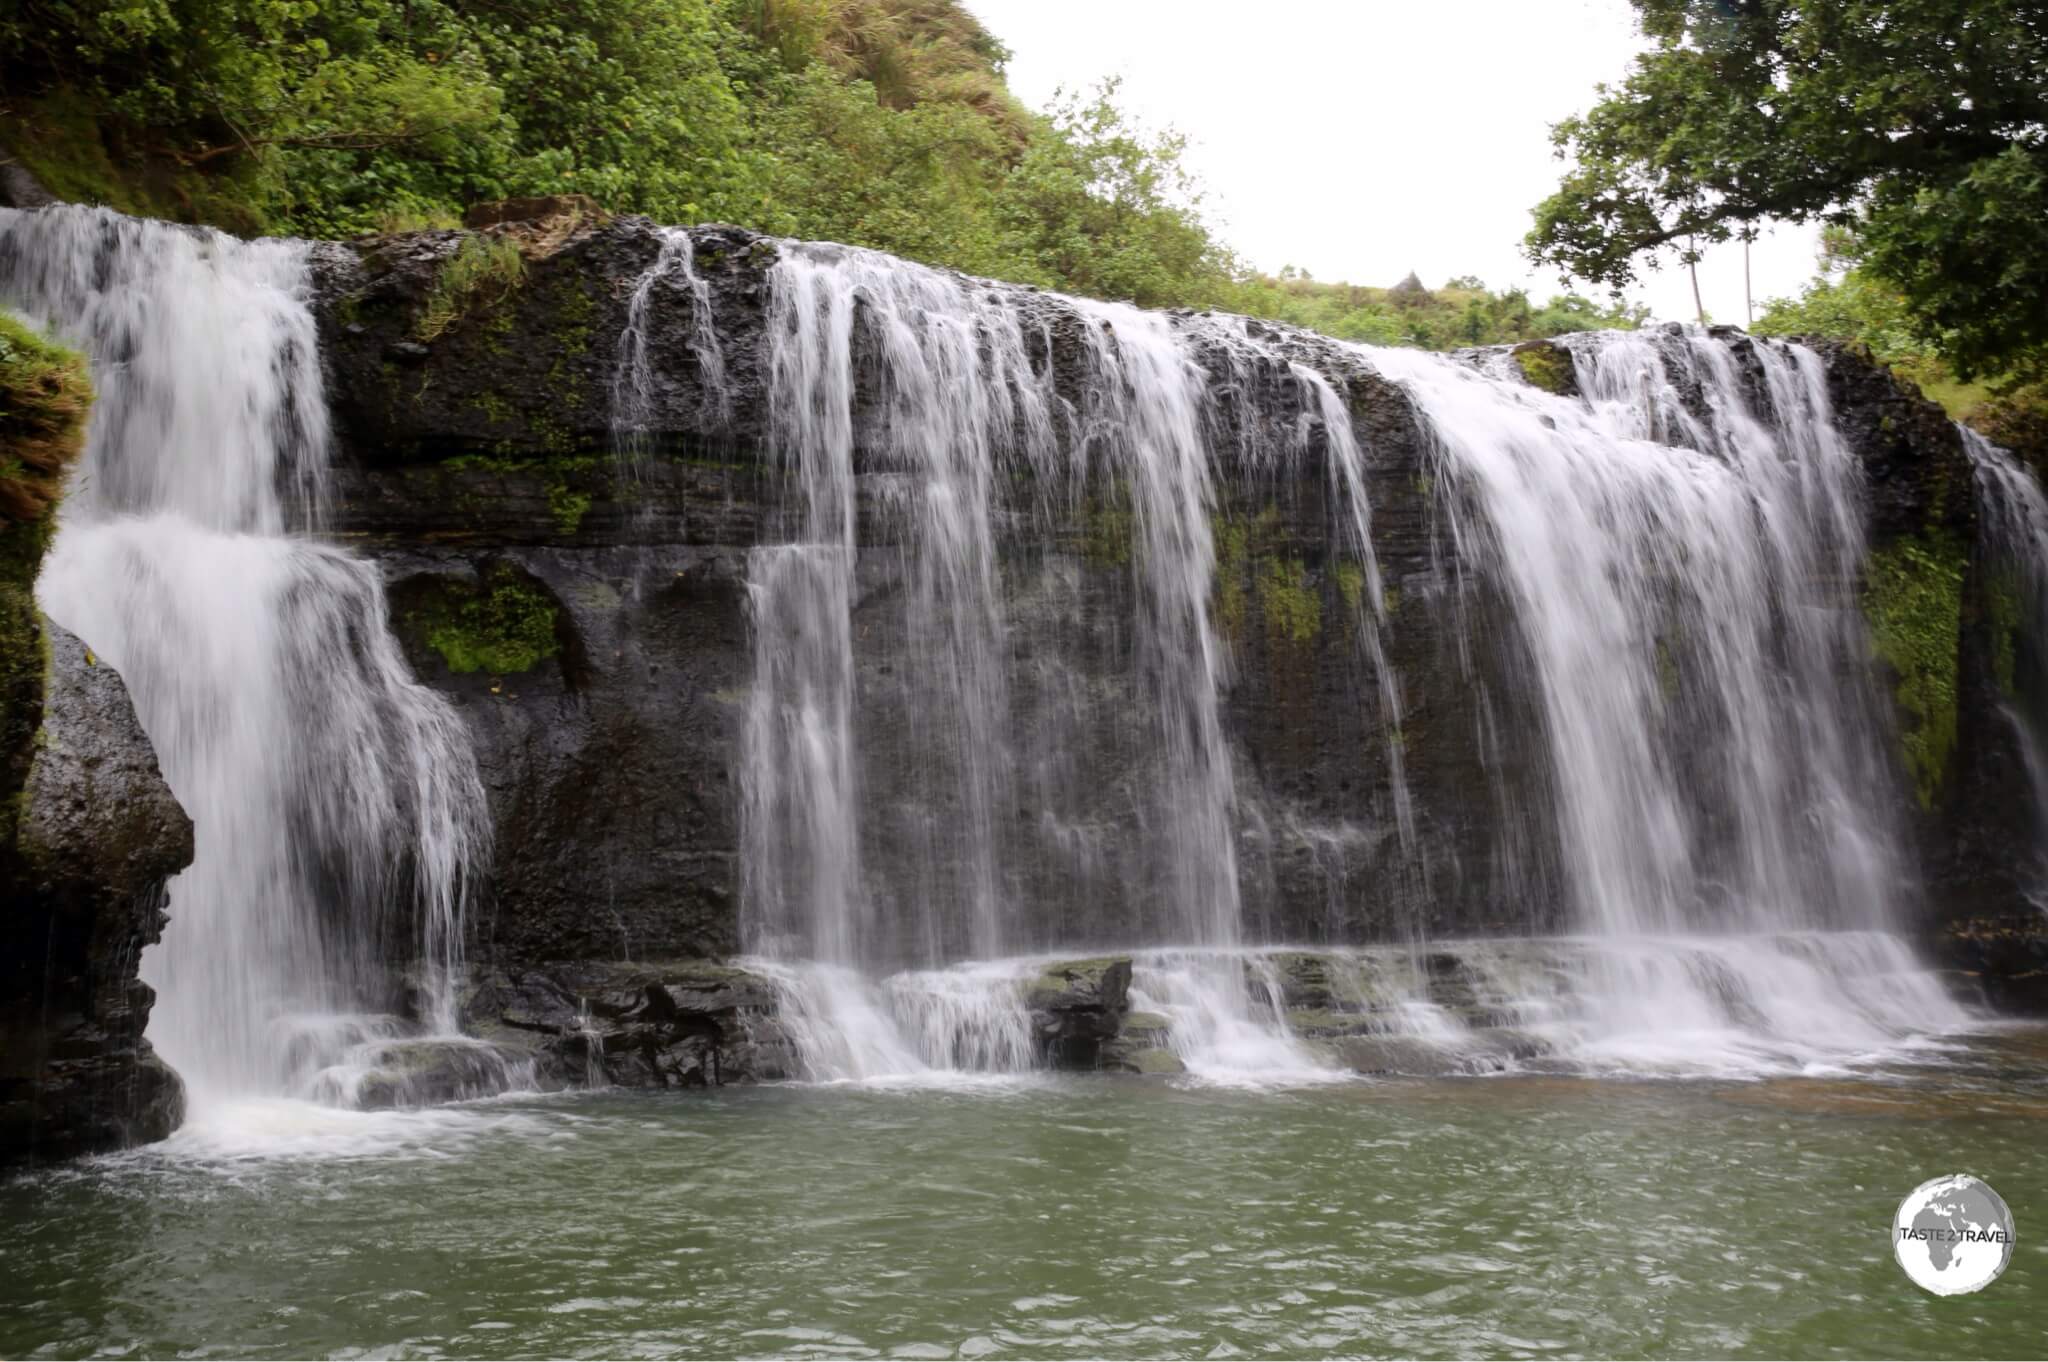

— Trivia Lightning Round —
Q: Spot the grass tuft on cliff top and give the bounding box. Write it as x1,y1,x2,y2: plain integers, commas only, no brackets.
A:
0,311,92,851
0,312,93,524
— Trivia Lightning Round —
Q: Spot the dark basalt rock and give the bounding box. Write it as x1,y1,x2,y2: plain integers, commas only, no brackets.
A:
458,960,796,1086
1,625,190,1164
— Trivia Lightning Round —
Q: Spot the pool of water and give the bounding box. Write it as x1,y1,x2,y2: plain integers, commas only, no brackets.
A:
4,1028,2045,1359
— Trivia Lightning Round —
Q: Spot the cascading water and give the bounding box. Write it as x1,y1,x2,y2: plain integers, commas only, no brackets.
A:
733,242,1378,1080
724,238,1409,1081
1292,358,1416,862
1963,425,2048,896
1352,328,1970,1064
613,225,729,463
721,246,1964,1082
739,242,1047,1078
0,206,499,1114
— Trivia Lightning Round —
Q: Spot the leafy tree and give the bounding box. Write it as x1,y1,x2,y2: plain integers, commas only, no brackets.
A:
1756,240,2048,468
1527,0,2048,379
0,0,1652,348
994,81,1234,308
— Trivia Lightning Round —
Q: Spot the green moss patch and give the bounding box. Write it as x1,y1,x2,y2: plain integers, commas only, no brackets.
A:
1083,494,1133,568
1511,341,1577,397
442,453,600,539
1333,562,1366,612
1212,513,1250,637
1211,507,1327,649
0,313,93,524
0,314,91,851
404,565,561,676
1984,568,2024,699
1256,556,1322,647
1862,533,1965,809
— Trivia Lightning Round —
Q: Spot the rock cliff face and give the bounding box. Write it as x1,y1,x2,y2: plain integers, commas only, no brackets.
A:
1,627,190,1163
305,211,2038,1011
1,305,189,1164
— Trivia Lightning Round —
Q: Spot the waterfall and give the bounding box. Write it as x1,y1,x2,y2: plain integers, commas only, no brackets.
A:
736,242,1049,1076
1368,332,1898,934
9,205,1981,1099
1963,426,2048,896
729,239,1397,1079
1293,359,1415,861
1,206,494,1110
1130,951,1338,1085
613,225,728,463
1350,328,1965,1053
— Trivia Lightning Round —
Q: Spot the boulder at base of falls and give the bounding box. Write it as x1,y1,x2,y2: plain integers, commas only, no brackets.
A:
458,960,798,1087
1098,1010,1184,1076
1,625,191,1164
330,1038,547,1110
1028,957,1134,1066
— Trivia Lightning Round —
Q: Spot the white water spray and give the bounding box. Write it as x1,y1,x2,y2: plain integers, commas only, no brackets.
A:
2,206,492,1111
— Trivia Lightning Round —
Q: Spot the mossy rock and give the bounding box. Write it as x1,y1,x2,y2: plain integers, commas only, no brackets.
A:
416,236,527,343
1510,340,1578,398
1256,556,1322,647
0,314,91,852
1120,1010,1171,1037
398,563,564,677
1027,956,1131,1010
1211,505,1324,647
1861,532,1965,809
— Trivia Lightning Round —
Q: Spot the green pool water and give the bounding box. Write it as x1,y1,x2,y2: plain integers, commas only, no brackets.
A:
4,1029,2045,1359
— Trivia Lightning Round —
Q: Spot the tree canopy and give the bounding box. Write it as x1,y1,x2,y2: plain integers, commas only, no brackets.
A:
0,0,1639,347
1527,0,2048,379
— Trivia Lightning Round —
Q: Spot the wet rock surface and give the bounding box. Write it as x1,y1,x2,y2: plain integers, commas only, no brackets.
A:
2,626,190,1164
1026,958,1133,1066
457,960,798,1087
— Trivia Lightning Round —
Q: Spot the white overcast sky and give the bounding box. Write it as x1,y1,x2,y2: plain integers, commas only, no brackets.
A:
968,0,1822,326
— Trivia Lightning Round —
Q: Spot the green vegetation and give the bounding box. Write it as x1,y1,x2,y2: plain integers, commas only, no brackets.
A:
416,236,526,342
547,485,592,537
1861,534,1965,810
406,565,561,676
444,453,599,538
1208,508,1338,650
1753,230,2048,467
1082,494,1133,568
1,1,1643,339
1333,562,1366,613
1227,270,1643,349
1511,342,1575,397
1256,557,1321,648
1210,513,1252,639
0,314,92,849
1529,1,2048,385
